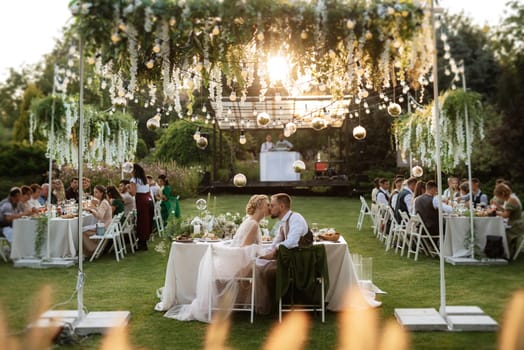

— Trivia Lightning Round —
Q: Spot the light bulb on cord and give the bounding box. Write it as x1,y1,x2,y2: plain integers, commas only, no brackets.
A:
193,127,201,141
239,130,246,144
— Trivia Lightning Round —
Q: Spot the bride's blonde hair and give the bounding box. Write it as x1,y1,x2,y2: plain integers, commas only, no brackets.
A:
246,194,269,215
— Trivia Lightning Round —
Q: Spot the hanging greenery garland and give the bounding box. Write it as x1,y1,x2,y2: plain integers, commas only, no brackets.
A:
29,95,138,167
67,0,434,117
394,89,485,172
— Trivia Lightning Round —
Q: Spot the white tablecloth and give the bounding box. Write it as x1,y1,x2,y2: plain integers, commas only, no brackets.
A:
155,236,376,312
10,214,96,260
442,216,509,259
260,151,300,181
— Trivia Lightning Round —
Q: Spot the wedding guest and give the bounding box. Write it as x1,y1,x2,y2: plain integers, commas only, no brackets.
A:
260,134,274,153
82,177,92,196
28,184,42,209
18,186,35,215
443,176,459,201
128,163,153,251
107,185,124,217
147,175,160,199
494,184,524,257
411,180,426,215
394,177,417,222
390,177,404,210
118,179,135,215
82,185,113,257
457,181,470,204
65,177,80,202
371,177,380,205
415,181,453,237
157,174,180,224
52,179,66,204
163,195,269,322
0,187,25,243
376,178,390,206
471,178,489,208
38,183,57,205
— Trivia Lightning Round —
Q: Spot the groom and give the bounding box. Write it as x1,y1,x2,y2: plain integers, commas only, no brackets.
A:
263,193,309,258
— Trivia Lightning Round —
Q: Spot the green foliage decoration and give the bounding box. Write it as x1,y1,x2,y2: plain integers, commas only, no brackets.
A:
394,89,485,173
34,216,48,258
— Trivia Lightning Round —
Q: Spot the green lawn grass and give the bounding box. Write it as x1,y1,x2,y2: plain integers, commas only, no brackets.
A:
1,195,523,349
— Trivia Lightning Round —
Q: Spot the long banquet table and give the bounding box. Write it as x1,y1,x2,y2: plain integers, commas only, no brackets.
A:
10,214,96,260
155,236,377,314
442,216,509,259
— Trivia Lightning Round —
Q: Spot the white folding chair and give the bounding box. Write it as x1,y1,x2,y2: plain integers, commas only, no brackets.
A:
385,206,406,252
513,238,524,260
357,196,374,231
207,244,257,323
0,237,10,262
121,210,138,254
153,200,165,238
89,213,125,262
374,204,389,242
405,214,439,261
397,211,411,256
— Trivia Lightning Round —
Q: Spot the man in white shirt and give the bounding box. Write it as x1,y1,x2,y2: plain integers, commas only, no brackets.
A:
274,133,293,150
261,193,309,259
376,178,390,206
260,134,274,153
119,179,136,215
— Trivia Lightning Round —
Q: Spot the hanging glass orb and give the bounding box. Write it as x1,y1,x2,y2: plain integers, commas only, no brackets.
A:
412,165,424,178
353,125,366,140
256,112,271,127
196,136,208,150
311,116,326,131
283,128,291,137
285,121,297,135
292,160,306,173
195,198,207,211
146,115,161,131
233,173,247,187
387,103,402,117
122,162,134,173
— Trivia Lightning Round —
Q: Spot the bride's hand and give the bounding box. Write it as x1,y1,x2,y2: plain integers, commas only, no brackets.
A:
259,248,276,260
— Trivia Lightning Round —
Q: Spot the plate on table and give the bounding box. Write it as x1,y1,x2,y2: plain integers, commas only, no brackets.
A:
201,238,222,243
174,236,193,243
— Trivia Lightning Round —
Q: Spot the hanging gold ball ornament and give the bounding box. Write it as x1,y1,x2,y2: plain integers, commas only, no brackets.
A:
233,173,247,187
412,165,424,178
311,116,326,131
353,125,367,140
387,103,402,117
300,30,308,40
196,136,208,150
122,161,134,173
292,160,306,173
146,114,161,131
256,112,271,127
285,121,297,135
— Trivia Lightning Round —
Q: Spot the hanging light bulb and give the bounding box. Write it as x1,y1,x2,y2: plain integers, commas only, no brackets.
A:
353,125,366,140
239,130,246,144
387,103,402,117
193,127,201,141
256,112,271,126
146,113,161,131
229,91,237,101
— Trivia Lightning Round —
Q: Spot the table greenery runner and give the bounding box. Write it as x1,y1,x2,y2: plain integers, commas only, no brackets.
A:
34,216,48,258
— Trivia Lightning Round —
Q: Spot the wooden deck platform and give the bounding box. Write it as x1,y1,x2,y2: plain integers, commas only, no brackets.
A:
199,178,356,196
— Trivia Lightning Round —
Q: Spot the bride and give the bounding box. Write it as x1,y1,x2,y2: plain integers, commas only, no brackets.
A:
164,194,270,322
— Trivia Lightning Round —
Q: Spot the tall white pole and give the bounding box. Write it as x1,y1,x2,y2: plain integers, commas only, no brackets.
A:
431,0,447,317
77,36,86,321
46,66,57,260
461,63,475,259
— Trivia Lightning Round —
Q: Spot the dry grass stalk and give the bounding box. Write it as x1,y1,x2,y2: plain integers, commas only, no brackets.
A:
205,291,233,350
25,285,57,350
498,289,524,350
100,325,133,350
262,312,310,350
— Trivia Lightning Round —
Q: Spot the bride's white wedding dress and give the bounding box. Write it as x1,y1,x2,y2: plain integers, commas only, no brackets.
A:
164,217,264,322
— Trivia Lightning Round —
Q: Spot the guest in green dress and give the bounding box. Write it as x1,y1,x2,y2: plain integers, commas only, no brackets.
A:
107,185,125,221
494,183,524,258
158,175,181,224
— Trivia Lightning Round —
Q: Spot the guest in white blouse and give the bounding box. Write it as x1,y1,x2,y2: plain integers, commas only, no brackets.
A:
260,134,273,153
82,185,113,257
28,184,42,210
128,163,153,251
